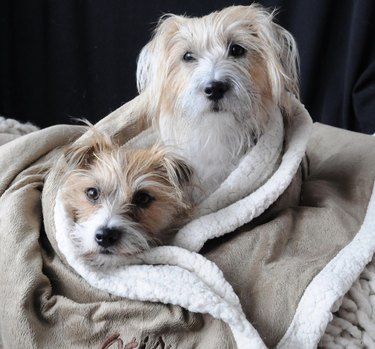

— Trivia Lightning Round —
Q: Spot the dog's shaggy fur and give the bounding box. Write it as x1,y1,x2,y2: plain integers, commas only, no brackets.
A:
60,131,193,267
136,4,299,198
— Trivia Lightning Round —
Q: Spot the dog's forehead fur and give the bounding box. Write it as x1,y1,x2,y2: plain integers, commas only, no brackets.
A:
154,5,276,59
80,147,183,202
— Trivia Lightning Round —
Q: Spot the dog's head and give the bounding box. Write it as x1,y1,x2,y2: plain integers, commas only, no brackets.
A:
137,4,299,138
60,131,193,267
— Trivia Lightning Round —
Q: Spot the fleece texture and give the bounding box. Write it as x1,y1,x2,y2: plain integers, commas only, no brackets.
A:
0,93,374,348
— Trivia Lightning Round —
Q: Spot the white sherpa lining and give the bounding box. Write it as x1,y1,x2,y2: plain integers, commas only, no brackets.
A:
196,104,284,216
55,201,267,348
277,183,375,349
173,97,311,251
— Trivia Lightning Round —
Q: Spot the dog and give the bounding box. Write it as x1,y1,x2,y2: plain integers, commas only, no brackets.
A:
59,130,193,267
136,4,299,198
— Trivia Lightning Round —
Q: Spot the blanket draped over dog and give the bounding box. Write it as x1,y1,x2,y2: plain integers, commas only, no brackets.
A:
0,94,374,349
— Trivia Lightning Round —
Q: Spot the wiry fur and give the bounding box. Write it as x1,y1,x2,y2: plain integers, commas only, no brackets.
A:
60,131,194,267
136,4,299,197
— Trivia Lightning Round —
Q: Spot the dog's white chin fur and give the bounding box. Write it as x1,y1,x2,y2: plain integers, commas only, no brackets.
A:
159,109,260,200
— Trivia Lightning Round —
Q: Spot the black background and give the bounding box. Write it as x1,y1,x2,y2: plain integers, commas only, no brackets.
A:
1,0,374,133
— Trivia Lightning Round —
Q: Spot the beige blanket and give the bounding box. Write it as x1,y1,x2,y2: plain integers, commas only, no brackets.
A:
0,96,374,348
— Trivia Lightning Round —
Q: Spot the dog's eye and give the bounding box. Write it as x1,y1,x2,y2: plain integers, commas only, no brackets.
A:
229,44,246,58
85,187,100,202
132,191,154,208
183,51,196,62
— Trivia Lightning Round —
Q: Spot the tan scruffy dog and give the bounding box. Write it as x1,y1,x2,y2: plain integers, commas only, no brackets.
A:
136,4,299,198
58,130,194,267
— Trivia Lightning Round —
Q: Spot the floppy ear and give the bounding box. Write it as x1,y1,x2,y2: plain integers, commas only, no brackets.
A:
248,5,299,104
136,40,155,94
136,14,183,94
268,21,300,100
64,129,115,169
170,156,194,187
160,151,194,188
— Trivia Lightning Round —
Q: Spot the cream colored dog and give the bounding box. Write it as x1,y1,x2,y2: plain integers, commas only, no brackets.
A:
136,4,299,199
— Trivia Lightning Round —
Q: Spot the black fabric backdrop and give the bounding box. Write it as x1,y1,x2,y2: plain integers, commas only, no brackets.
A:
1,0,374,133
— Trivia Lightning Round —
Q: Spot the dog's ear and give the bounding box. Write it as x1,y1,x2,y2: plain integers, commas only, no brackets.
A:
269,21,300,115
247,4,299,104
265,19,300,101
169,156,194,187
136,14,182,94
136,39,155,94
64,128,115,169
159,150,194,188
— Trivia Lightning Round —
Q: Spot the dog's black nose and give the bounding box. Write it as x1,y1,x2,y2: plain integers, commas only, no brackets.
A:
204,81,230,101
95,227,121,248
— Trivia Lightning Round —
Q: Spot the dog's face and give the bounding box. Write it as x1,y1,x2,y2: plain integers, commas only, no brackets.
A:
137,4,299,140
60,133,193,266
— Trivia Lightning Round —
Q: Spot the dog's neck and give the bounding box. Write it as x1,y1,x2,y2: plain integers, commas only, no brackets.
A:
158,110,260,201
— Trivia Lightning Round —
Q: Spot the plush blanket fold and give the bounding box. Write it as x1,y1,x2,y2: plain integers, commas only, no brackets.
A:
0,95,374,348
